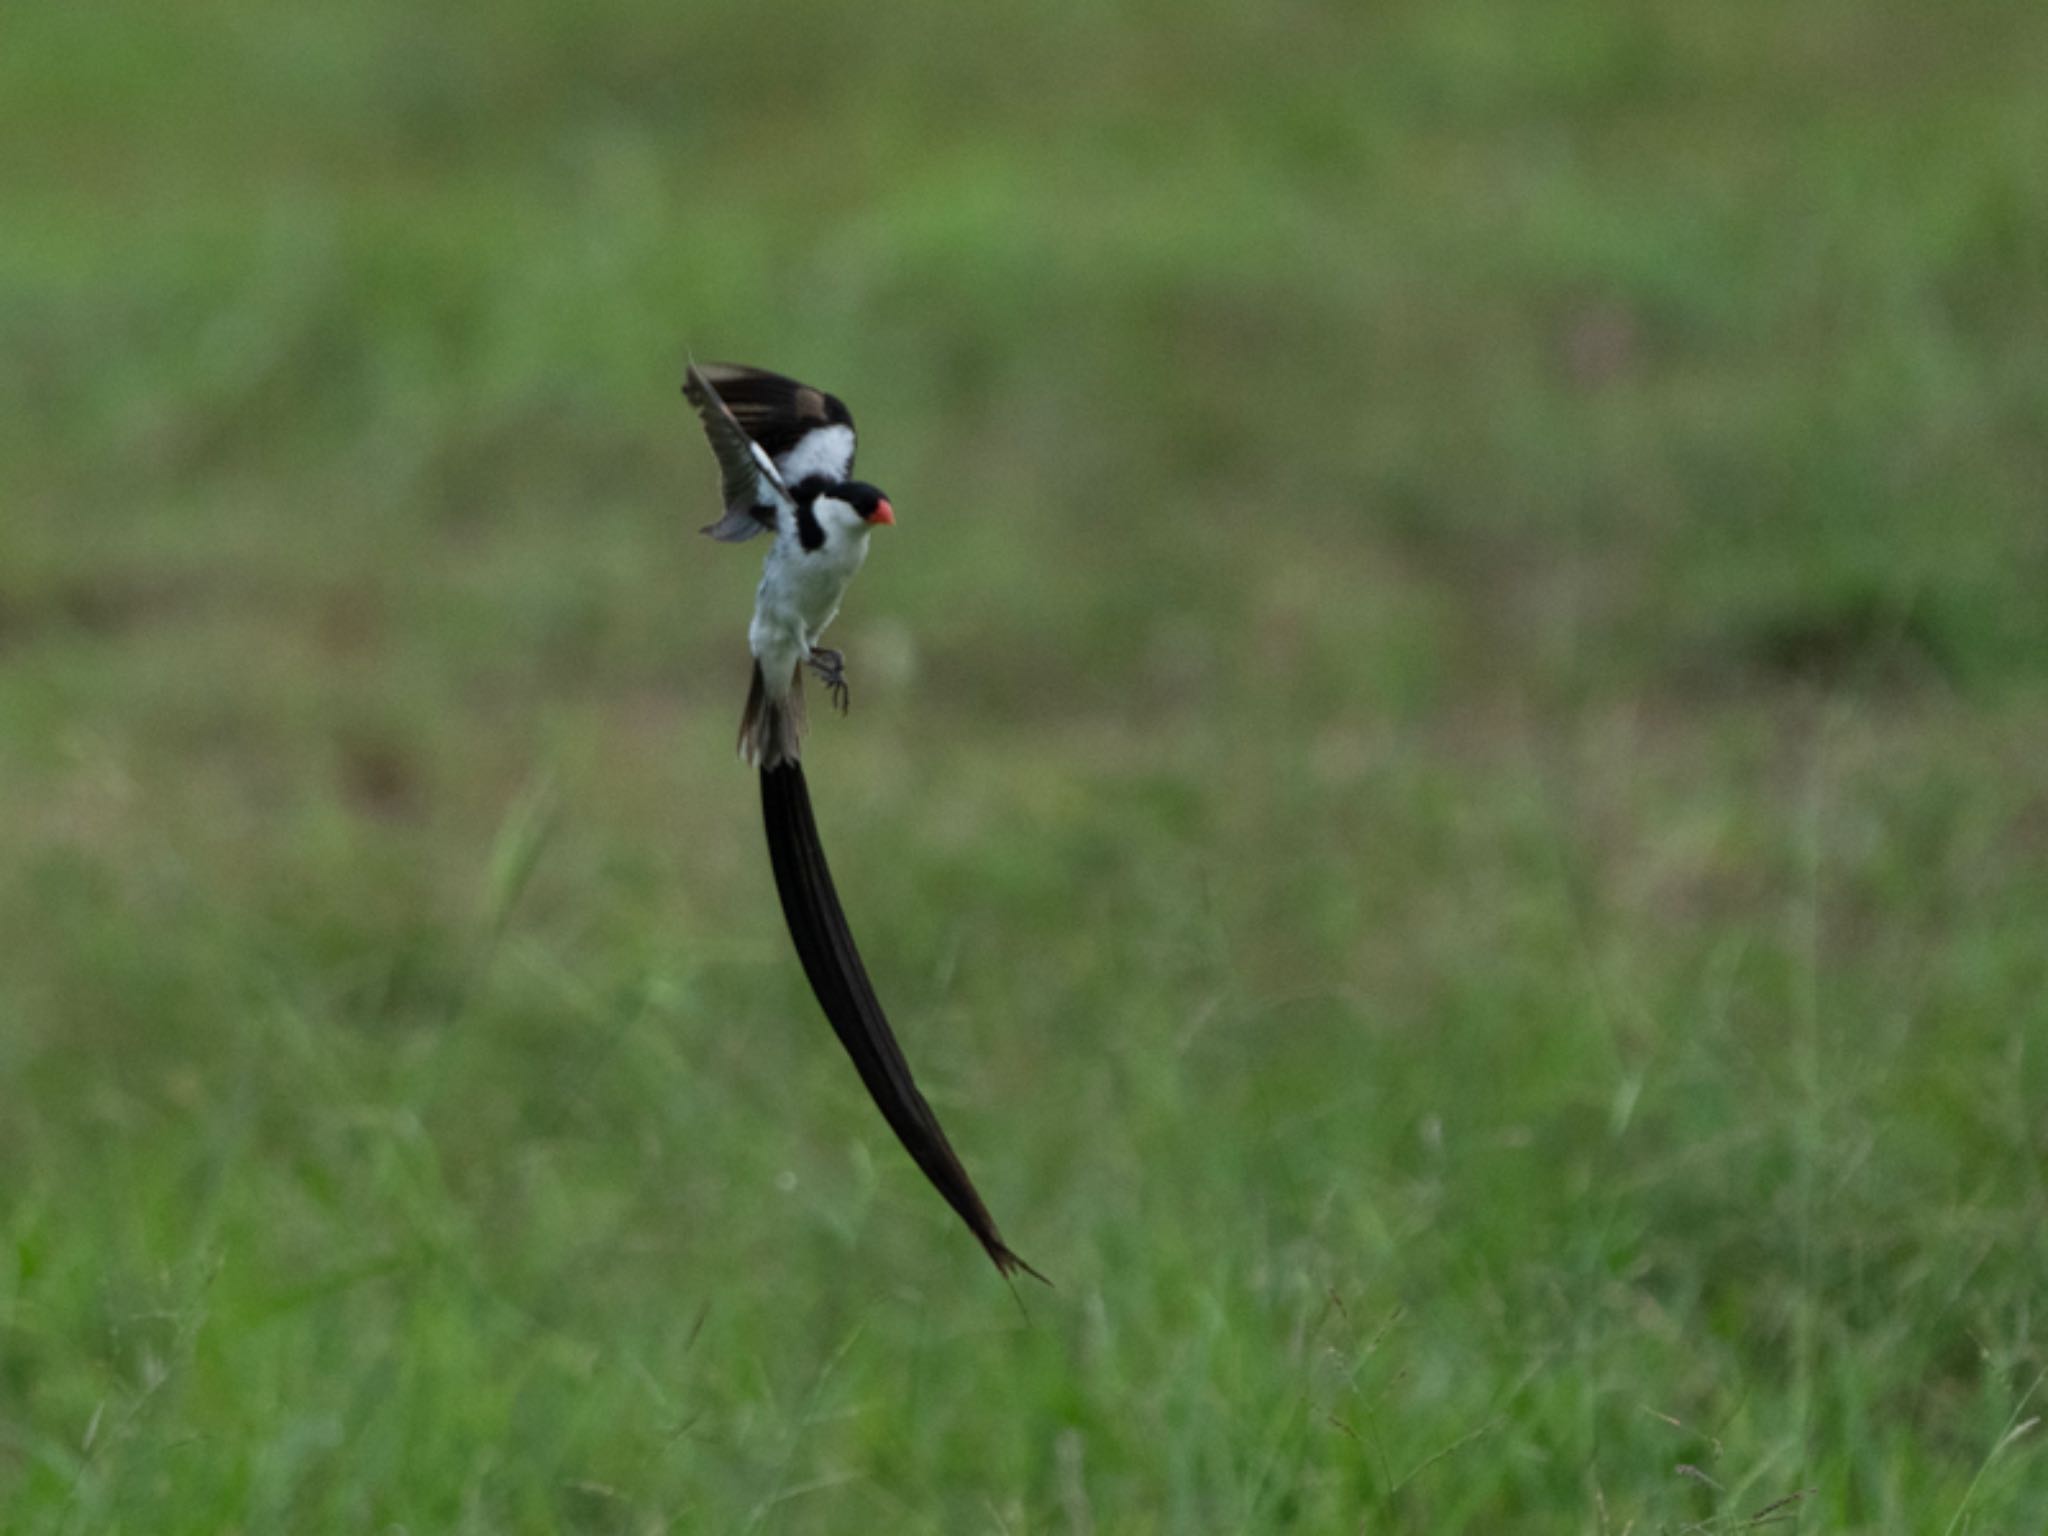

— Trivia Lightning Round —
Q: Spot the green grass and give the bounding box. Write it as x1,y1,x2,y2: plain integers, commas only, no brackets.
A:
4,0,2047,1529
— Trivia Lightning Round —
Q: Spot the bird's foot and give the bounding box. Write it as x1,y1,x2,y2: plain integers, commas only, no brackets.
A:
807,647,850,714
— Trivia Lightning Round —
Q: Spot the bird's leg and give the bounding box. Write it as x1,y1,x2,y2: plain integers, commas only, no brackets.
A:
807,647,850,714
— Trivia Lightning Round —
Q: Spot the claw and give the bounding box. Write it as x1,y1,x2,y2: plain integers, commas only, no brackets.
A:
807,647,850,714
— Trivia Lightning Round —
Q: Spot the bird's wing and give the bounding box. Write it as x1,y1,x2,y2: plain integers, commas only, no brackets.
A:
691,362,857,487
683,361,791,542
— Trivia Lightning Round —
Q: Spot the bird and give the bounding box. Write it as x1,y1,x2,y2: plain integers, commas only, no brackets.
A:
681,360,1041,1281
682,361,887,767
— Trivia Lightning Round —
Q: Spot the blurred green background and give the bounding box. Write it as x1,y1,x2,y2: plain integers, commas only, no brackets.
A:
4,0,2046,1530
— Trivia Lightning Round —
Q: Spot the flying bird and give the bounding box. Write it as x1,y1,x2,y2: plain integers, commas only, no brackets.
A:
681,360,1040,1280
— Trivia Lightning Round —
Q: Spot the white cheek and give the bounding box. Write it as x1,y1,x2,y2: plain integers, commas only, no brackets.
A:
812,496,870,537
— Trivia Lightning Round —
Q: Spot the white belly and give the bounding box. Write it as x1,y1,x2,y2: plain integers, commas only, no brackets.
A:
749,533,867,691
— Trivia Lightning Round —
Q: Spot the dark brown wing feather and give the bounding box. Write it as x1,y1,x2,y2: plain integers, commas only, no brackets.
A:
760,761,1043,1281
683,362,788,542
693,362,857,485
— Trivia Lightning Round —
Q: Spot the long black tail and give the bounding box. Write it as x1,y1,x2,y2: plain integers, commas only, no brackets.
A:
759,761,1041,1280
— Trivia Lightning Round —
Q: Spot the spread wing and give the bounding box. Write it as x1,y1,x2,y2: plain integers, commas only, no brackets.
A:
691,362,857,487
683,362,792,543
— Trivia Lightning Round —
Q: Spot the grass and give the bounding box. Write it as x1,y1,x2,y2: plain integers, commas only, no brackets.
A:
3,0,2047,1529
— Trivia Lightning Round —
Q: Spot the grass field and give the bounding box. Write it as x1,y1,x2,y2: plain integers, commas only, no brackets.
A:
4,0,2047,1529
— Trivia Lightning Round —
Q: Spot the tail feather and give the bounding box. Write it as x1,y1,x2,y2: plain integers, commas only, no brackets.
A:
760,761,1043,1282
740,661,807,768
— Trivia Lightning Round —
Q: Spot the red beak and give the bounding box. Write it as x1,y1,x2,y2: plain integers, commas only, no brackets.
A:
870,499,895,526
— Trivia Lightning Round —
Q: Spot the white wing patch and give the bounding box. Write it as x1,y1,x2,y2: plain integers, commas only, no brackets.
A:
776,424,856,487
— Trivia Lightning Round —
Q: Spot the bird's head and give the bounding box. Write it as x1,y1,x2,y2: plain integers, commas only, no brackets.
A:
812,480,895,535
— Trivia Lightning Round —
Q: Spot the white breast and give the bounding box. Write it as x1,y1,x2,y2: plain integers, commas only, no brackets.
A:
749,524,869,682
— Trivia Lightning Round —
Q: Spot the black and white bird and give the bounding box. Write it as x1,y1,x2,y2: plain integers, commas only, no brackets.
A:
682,361,1040,1280
683,361,892,768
